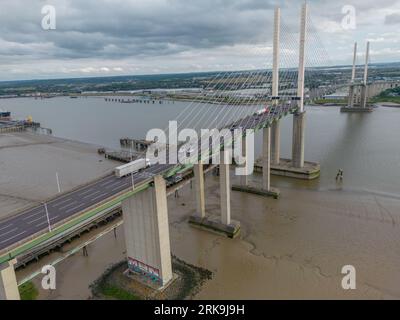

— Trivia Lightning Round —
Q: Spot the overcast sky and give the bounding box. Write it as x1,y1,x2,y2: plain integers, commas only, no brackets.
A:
0,0,399,81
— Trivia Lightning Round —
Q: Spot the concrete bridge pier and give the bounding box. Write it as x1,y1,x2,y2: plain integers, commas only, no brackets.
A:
239,137,249,187
189,151,240,238
292,111,306,168
122,175,173,287
193,163,206,218
271,121,281,165
233,127,280,198
0,259,20,300
268,110,319,180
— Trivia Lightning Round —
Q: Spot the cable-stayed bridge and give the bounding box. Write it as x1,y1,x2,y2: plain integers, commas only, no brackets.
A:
0,3,391,299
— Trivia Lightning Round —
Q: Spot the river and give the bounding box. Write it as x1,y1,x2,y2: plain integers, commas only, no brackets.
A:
7,96,400,299
4,96,400,196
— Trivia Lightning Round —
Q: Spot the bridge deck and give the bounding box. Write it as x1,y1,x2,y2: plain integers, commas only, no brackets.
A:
0,103,296,261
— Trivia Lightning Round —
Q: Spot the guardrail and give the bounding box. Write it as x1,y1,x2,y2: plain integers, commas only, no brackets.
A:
0,104,296,265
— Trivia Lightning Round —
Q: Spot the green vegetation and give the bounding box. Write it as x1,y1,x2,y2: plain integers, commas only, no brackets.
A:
313,98,346,105
1,62,399,97
100,284,140,300
371,86,400,104
91,257,212,300
19,281,39,300
90,261,141,300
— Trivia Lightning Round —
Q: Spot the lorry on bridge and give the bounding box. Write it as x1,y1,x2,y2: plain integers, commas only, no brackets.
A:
114,158,151,178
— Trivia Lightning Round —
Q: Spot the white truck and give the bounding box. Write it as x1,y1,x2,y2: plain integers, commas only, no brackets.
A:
114,158,151,178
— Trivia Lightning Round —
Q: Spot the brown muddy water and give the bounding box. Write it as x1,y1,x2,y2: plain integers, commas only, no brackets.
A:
4,97,400,299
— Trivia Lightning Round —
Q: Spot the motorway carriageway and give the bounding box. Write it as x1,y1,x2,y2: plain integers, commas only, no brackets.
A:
0,104,293,252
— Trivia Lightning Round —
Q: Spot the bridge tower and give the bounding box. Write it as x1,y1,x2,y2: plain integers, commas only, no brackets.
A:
231,6,281,196
360,41,370,108
348,42,357,108
122,175,173,286
271,6,281,166
291,1,307,169
341,41,373,113
270,2,320,179
0,259,20,300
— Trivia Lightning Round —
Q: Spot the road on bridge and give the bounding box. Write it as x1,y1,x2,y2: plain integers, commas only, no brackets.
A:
0,103,293,252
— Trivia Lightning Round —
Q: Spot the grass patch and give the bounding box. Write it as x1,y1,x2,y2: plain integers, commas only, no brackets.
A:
313,98,347,105
19,281,39,300
100,284,140,300
90,257,212,300
370,87,400,104
370,96,400,104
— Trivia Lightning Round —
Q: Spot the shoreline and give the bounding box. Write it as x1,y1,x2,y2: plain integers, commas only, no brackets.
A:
16,172,400,300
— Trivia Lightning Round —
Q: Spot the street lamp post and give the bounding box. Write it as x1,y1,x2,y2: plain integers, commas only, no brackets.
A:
56,172,61,193
44,202,52,232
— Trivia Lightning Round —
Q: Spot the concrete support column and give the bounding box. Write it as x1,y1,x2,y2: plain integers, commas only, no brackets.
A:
348,86,355,107
271,121,280,165
240,137,248,186
292,112,306,168
291,3,306,168
297,3,307,113
0,259,20,300
361,85,367,108
122,175,172,286
194,163,206,218
220,151,231,226
262,127,271,191
271,6,281,166
189,150,240,238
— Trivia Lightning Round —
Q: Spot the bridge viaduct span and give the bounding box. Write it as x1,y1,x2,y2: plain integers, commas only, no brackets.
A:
1,3,330,298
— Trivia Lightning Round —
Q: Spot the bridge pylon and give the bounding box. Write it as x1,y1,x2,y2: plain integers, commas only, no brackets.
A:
0,259,20,300
231,7,280,196
341,41,374,113
269,2,320,180
271,6,281,166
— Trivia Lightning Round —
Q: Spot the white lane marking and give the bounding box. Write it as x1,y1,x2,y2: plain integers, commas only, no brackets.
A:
65,203,87,214
46,175,115,205
0,224,13,232
35,216,59,228
26,214,49,225
0,227,18,238
100,178,119,187
58,201,78,211
53,197,76,208
22,209,45,221
83,190,101,199
106,180,124,189
111,183,130,192
80,188,97,196
0,231,26,244
91,192,109,201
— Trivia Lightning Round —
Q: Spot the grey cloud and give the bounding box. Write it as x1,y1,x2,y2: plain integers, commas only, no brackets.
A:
385,13,400,25
0,0,280,60
0,0,398,80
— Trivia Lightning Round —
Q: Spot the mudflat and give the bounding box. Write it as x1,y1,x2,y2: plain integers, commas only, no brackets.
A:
0,131,119,219
18,171,400,299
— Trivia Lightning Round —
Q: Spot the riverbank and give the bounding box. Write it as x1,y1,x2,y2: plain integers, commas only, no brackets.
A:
0,131,119,219
17,170,400,299
375,102,400,108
